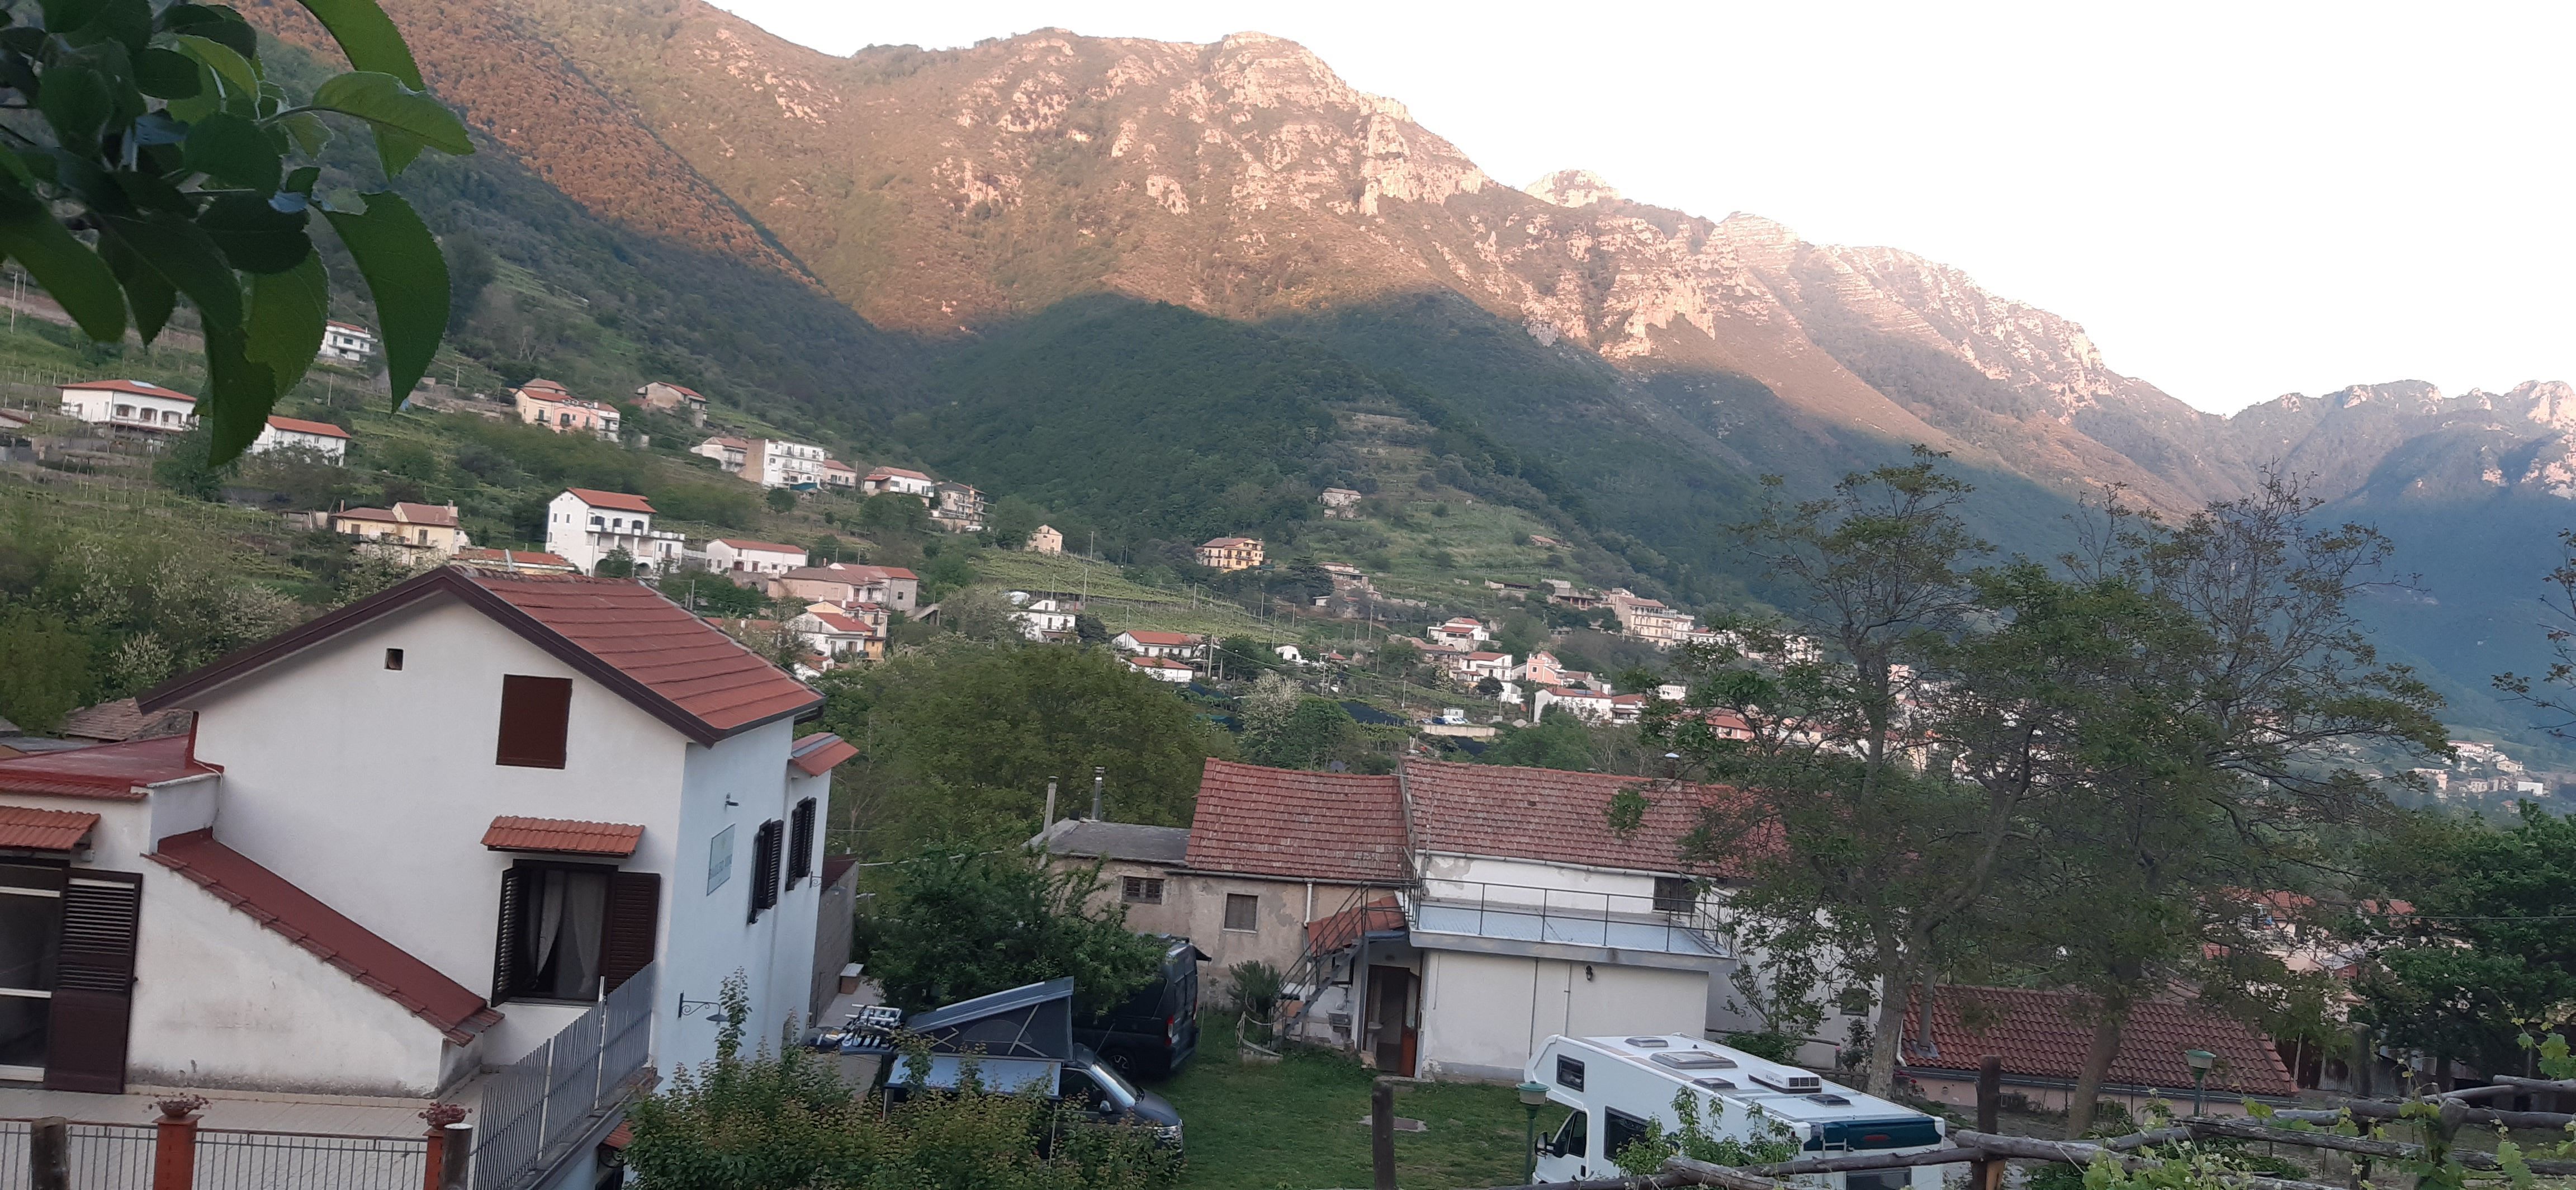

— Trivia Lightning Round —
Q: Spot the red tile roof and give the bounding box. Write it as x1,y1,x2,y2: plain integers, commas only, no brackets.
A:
482,816,643,857
264,415,351,440
1401,759,1744,875
1902,985,2295,1097
0,805,100,850
1120,631,1200,647
564,488,655,513
453,549,575,570
58,697,194,743
790,733,858,776
865,466,929,481
141,568,818,745
518,378,569,393
65,379,192,402
151,829,501,1043
1306,896,1405,952
1185,760,1408,884
654,382,702,398
1126,656,1192,670
828,564,917,582
0,736,218,800
390,502,458,527
333,506,400,524
711,539,807,555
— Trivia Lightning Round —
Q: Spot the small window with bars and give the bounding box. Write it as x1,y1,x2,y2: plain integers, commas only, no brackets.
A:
1122,876,1164,904
748,821,784,922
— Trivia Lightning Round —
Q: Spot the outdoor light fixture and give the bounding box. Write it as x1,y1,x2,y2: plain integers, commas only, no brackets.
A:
2183,1049,2217,1116
1517,1080,1551,1182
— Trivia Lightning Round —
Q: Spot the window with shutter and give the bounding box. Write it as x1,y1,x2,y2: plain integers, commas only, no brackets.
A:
495,676,573,768
493,862,623,1004
599,872,660,994
490,866,528,1004
45,870,139,1094
748,821,783,921
786,799,816,887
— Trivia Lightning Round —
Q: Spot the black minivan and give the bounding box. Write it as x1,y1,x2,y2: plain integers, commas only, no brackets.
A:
1076,936,1206,1078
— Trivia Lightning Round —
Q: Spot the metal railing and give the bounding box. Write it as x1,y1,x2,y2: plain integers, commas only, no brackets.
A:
1405,877,1732,958
192,1130,424,1189
0,1120,153,1190
473,962,657,1190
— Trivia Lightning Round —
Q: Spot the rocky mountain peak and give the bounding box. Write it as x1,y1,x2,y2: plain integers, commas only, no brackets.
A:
1526,169,1621,208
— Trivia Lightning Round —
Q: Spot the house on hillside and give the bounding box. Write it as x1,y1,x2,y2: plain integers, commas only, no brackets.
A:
1532,686,1645,725
1438,651,1514,686
744,440,827,490
1112,630,1206,663
58,379,196,437
689,436,749,474
1195,537,1264,573
1320,488,1362,517
1123,655,1195,683
1897,986,2297,1116
249,415,351,464
1608,589,1696,647
1061,759,1741,1080
0,564,847,1165
1027,525,1064,555
789,607,882,667
318,321,375,363
704,539,810,578
1426,617,1490,651
513,380,621,441
634,381,708,426
1014,597,1078,642
860,466,935,499
333,502,469,559
544,489,684,575
820,460,858,492
930,481,987,532
824,564,920,616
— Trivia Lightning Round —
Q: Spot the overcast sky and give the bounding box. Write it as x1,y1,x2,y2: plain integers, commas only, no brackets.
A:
705,1,2572,414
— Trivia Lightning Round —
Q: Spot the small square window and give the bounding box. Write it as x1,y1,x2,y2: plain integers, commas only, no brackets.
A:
1652,876,1696,914
1223,893,1258,932
384,648,405,670
1123,877,1164,904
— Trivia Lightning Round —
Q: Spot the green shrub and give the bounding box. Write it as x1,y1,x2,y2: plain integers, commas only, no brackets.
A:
1228,961,1284,1019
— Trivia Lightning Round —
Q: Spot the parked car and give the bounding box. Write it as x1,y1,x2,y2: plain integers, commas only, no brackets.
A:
874,978,1187,1152
1076,936,1207,1078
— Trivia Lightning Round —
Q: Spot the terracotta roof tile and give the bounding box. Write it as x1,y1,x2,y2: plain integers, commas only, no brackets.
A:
0,805,100,850
1183,760,1408,883
65,379,191,401
264,415,351,439
789,733,858,776
0,736,217,800
390,502,458,527
1120,631,1200,647
1401,759,1750,875
482,816,643,857
710,539,808,555
564,488,654,513
58,698,196,743
1903,985,2295,1096
470,572,819,736
150,829,501,1043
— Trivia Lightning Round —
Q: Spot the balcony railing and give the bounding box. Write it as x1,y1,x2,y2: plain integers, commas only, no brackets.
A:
1404,879,1730,960
472,962,656,1190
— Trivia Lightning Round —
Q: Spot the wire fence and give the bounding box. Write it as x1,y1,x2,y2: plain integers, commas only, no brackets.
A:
473,961,656,1190
0,1119,422,1190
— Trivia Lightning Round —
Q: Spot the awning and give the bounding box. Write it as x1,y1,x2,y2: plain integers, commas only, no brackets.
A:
0,805,100,851
482,816,643,857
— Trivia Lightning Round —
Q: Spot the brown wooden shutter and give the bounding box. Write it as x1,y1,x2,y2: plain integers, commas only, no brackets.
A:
494,675,573,768
490,865,528,1005
46,870,140,1094
786,799,816,886
748,821,783,920
599,871,660,993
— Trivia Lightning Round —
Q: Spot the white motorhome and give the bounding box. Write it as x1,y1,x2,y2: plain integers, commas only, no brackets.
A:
1526,1035,1949,1187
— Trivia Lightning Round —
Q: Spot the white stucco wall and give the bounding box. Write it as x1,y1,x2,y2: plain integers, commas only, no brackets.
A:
659,720,822,1074
1417,950,1708,1082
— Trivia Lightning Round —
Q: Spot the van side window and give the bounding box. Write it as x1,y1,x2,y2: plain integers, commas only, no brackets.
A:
1555,1055,1585,1090
1550,1108,1588,1158
1604,1108,1654,1164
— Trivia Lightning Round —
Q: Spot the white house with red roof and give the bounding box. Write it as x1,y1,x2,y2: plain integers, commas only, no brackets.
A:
248,415,351,464
825,564,920,615
1111,630,1206,662
58,379,196,435
0,565,848,1175
513,380,621,442
1426,617,1490,651
859,465,934,498
744,440,827,490
788,606,880,666
689,435,749,474
1122,655,1195,683
546,489,684,576
318,320,375,363
1156,758,1743,1082
704,539,809,577
1532,686,1646,725
332,500,468,558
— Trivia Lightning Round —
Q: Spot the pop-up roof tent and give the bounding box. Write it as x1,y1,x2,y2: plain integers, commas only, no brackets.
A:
895,977,1076,1095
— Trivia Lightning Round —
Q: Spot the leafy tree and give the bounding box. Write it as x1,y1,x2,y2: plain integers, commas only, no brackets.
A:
764,486,798,513
1480,709,1598,770
866,847,1165,1016
2360,806,2576,1074
938,587,1020,643
1377,638,1419,674
2,0,470,462
664,573,766,618
0,607,92,732
152,426,233,500
855,492,932,537
984,494,1044,549
1073,612,1110,645
593,547,636,578
1213,634,1271,680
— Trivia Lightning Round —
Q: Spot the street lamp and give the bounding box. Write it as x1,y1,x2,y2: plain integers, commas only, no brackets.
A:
2183,1049,2217,1117
1517,1080,1552,1182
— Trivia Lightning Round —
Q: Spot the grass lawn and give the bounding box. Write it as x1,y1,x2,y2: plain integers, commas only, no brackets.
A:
1161,1024,1532,1190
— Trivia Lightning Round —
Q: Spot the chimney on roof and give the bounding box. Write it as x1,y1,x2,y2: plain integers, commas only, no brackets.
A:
1091,766,1105,821
1041,778,1057,848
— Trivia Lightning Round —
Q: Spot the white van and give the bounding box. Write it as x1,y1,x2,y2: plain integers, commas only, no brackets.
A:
1526,1035,1949,1188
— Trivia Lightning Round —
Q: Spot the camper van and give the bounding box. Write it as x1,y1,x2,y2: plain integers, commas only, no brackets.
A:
1526,1035,1949,1187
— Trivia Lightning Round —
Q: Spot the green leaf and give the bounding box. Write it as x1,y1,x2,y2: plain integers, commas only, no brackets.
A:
277,111,330,157
374,128,423,178
100,232,177,344
324,191,445,405
134,47,201,98
289,0,423,89
170,35,258,103
197,193,310,273
35,63,113,154
79,0,153,51
282,166,320,195
181,112,281,192
159,4,259,60
100,212,242,332
0,183,126,342
245,252,326,395
307,71,471,166
200,319,278,465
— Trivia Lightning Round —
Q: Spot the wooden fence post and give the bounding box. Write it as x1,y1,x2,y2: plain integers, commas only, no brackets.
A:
1973,1056,2004,1190
1372,1078,1397,1190
30,1117,67,1190
152,1113,200,1190
438,1123,473,1190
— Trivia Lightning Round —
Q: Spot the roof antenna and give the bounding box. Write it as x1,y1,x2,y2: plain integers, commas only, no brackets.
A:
1091,766,1105,821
